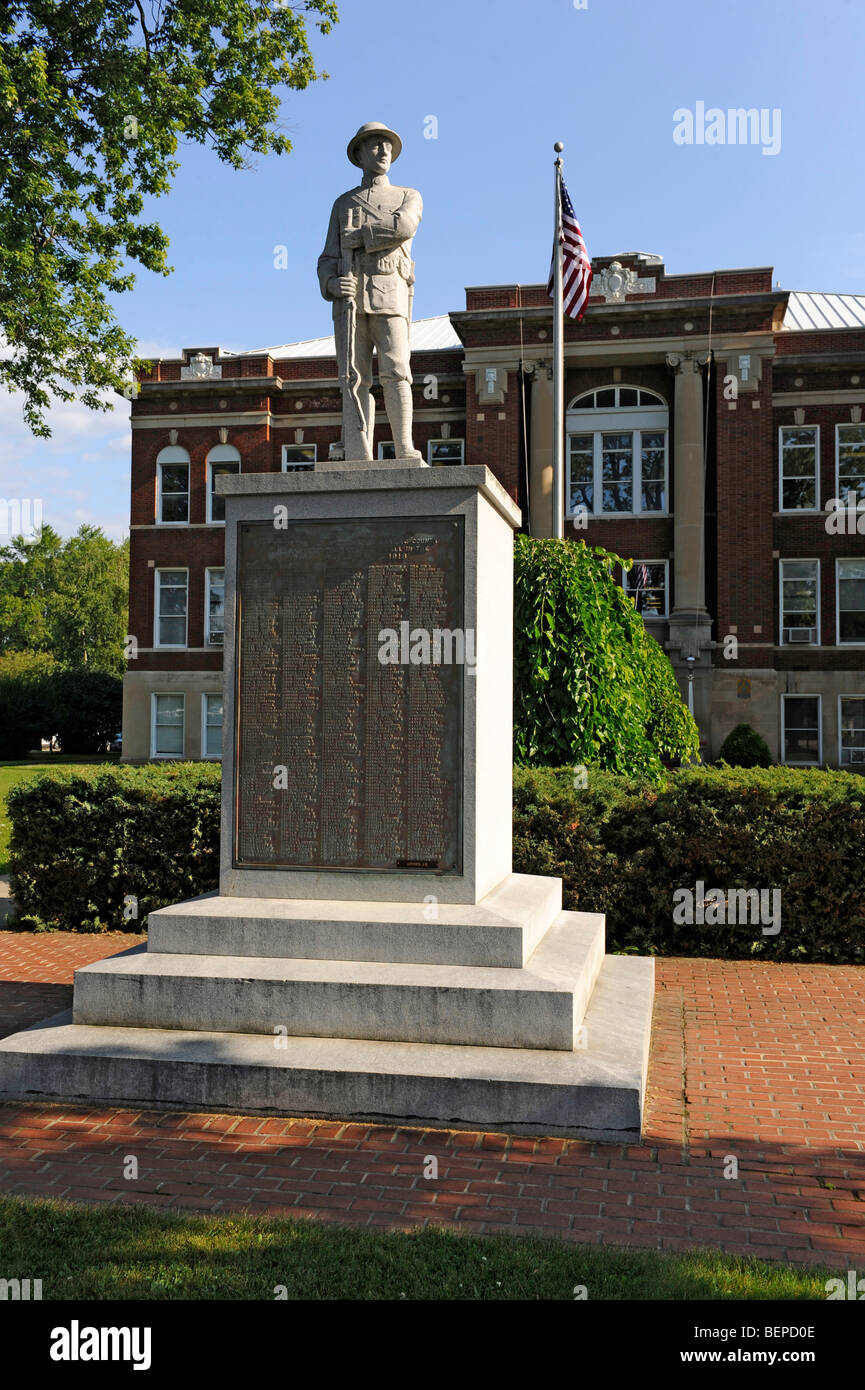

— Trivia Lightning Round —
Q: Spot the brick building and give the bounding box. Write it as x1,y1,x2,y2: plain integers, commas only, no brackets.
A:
122,253,865,768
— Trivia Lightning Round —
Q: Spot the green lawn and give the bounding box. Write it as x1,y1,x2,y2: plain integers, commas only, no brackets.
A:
0,756,118,875
0,1194,834,1300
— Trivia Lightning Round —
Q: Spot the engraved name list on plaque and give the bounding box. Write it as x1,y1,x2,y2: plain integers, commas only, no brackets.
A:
233,516,463,874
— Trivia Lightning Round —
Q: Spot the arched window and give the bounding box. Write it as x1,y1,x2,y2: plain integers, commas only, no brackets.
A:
206,443,241,524
565,386,669,517
156,445,191,525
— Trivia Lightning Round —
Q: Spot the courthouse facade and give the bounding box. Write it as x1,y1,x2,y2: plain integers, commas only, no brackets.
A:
122,253,865,768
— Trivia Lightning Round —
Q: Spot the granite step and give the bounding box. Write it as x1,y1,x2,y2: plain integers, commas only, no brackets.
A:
0,956,654,1143
72,911,605,1052
146,873,565,968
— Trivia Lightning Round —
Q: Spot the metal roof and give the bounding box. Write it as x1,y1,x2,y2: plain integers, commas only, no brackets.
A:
783,291,865,331
231,293,865,360
235,314,462,359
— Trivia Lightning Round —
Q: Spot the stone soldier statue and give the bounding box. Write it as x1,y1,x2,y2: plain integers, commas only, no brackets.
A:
317,122,423,463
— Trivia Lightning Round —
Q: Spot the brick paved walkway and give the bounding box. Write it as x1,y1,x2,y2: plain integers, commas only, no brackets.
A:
0,931,863,1267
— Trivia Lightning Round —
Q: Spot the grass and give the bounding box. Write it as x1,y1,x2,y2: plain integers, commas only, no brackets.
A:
0,1194,835,1301
0,755,117,875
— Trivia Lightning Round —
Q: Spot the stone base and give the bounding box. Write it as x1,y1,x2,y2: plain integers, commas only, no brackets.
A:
315,457,429,472
0,872,655,1141
146,874,564,968
72,911,604,1052
0,957,653,1142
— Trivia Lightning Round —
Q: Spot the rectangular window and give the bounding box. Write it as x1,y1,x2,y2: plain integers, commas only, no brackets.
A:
780,560,819,645
566,428,667,517
837,425,865,505
428,439,465,465
158,462,189,524
602,433,633,512
780,426,819,510
625,561,669,618
282,444,316,472
840,697,865,769
838,558,865,644
151,693,185,758
640,433,666,512
205,568,225,646
377,441,396,460
202,693,223,759
208,461,240,523
155,569,188,648
568,434,593,514
782,694,821,765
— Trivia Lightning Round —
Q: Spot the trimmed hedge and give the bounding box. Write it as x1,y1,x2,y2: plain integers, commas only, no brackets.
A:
513,764,865,963
7,762,865,963
8,763,221,932
717,722,772,769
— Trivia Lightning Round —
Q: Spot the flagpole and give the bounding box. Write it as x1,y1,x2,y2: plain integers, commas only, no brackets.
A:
552,141,565,540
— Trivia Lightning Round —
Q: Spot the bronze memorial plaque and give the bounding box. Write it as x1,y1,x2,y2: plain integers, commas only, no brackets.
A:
234,517,463,873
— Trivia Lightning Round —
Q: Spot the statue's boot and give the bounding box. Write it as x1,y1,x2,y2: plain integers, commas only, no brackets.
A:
382,379,423,461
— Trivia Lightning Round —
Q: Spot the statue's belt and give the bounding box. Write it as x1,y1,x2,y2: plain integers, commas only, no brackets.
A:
352,249,413,277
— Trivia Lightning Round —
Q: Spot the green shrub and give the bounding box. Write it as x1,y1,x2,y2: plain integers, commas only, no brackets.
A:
513,536,699,779
51,667,123,753
718,722,772,769
8,763,221,932
9,761,864,962
513,763,865,963
0,651,57,757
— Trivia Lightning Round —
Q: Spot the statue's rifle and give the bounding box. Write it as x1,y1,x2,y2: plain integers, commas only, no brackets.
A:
339,206,367,432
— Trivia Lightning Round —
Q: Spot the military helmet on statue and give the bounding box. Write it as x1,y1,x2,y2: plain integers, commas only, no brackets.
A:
346,122,403,167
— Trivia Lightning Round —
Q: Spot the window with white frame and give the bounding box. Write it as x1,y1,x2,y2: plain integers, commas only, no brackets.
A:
837,558,865,644
207,444,241,523
779,426,819,510
837,425,865,506
839,697,865,769
156,446,190,524
282,444,316,472
205,568,225,647
780,560,819,645
377,441,396,460
202,693,223,759
154,569,188,648
781,694,821,765
151,693,185,758
566,387,668,516
624,561,669,617
428,439,465,465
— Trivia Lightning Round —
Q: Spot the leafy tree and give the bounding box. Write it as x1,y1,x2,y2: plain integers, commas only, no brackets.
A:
0,0,338,433
0,523,129,674
0,523,61,651
51,525,129,673
514,536,700,780
51,667,122,753
0,649,56,757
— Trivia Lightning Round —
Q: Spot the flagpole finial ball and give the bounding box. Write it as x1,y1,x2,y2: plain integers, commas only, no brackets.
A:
554,141,564,152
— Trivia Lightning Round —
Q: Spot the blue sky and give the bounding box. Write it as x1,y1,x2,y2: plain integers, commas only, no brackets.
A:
10,0,865,540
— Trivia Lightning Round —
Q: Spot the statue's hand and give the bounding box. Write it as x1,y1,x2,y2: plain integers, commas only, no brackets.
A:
329,273,358,299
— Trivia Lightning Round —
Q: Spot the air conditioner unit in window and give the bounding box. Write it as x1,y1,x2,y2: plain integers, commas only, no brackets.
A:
785,627,816,643
208,632,224,646
850,749,865,764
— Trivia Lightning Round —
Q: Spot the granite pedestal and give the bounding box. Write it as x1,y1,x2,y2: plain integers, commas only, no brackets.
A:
0,465,654,1141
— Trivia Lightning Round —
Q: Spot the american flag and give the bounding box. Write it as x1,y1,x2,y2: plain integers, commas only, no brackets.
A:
631,563,651,612
547,177,592,321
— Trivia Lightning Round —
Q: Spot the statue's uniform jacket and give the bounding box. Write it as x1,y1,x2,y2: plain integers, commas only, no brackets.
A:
317,179,423,325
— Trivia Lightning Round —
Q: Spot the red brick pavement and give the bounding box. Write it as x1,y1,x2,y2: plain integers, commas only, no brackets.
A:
0,931,863,1267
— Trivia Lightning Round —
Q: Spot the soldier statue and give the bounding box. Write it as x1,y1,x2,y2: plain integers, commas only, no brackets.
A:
317,122,423,463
